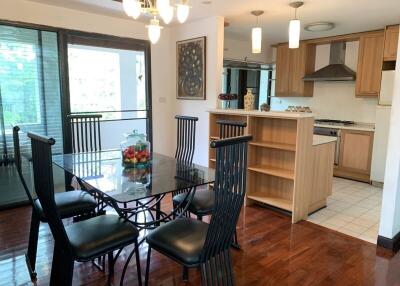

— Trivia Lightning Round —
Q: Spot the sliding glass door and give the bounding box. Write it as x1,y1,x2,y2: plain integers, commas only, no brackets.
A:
0,24,63,205
64,33,152,151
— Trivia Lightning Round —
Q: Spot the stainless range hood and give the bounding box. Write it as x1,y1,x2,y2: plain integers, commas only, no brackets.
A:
303,41,356,81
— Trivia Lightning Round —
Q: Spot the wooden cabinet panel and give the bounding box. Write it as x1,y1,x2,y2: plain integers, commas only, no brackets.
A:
275,44,290,96
339,130,374,175
275,43,315,97
355,31,384,97
383,25,399,61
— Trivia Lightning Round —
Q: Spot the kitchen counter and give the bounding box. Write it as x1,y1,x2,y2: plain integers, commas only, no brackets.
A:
208,108,314,119
315,122,375,132
313,135,337,146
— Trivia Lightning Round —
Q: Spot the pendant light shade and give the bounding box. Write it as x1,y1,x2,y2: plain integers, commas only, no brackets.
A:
250,10,264,54
123,0,141,19
161,5,174,24
252,27,262,54
147,18,163,44
288,1,304,49
177,3,190,23
289,19,300,49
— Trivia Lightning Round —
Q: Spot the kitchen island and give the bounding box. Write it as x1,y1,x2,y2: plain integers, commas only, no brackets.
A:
208,109,336,223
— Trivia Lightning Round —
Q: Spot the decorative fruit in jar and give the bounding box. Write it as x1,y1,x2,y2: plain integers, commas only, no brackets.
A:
121,130,151,169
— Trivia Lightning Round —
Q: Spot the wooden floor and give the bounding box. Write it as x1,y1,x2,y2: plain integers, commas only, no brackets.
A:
1,200,399,286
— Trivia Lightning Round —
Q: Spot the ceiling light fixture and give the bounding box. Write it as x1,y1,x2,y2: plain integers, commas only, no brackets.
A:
251,10,264,54
288,1,304,49
177,0,190,23
122,0,191,44
304,22,335,32
147,17,163,44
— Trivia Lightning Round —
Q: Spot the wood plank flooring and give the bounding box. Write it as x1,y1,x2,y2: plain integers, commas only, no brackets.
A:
0,200,399,286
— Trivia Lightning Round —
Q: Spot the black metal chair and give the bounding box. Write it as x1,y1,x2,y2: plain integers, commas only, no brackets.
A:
67,114,102,153
12,126,98,281
172,120,247,245
171,115,198,212
174,115,198,163
27,131,142,286
145,135,252,286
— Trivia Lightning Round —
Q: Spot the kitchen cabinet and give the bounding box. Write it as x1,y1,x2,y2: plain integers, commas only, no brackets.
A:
355,31,384,97
275,43,315,97
335,130,374,182
383,25,399,61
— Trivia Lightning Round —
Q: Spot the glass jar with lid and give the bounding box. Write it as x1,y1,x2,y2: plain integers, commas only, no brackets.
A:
120,130,151,169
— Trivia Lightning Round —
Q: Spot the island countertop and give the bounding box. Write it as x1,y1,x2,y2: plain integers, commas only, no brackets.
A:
313,135,337,146
208,109,314,119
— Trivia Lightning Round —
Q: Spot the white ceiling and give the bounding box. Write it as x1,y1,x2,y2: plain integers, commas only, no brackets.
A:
28,0,400,45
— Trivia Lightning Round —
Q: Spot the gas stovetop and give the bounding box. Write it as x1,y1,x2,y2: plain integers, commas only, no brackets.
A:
315,119,355,126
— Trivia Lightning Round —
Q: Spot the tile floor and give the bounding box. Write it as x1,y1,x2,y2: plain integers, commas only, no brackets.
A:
307,177,382,244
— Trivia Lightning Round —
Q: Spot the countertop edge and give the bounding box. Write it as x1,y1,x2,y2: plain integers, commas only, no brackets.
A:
313,135,337,146
314,123,375,132
208,109,314,119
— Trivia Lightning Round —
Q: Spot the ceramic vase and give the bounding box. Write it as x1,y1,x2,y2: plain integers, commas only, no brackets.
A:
244,88,255,111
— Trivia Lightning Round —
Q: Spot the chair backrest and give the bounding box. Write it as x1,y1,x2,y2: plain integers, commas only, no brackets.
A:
200,135,252,283
216,120,247,139
12,126,37,210
27,132,71,251
175,115,198,163
67,114,102,153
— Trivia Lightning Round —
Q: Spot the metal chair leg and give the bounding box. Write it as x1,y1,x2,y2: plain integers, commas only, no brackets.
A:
26,208,40,281
135,242,142,286
50,243,74,286
231,230,241,250
144,247,151,286
182,266,189,282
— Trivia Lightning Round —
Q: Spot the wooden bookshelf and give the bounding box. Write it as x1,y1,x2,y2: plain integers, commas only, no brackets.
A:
249,141,296,152
248,165,295,180
209,109,315,223
247,192,292,211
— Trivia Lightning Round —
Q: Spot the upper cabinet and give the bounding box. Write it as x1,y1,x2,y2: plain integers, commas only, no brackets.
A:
383,25,399,61
355,31,384,97
275,43,315,97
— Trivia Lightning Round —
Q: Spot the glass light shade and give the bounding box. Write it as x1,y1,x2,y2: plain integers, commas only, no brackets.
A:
289,19,301,49
157,0,170,11
147,19,163,44
161,5,174,24
252,27,262,54
177,4,190,23
123,0,141,19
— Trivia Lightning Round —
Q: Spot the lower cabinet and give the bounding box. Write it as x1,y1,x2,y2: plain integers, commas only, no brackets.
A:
334,130,374,183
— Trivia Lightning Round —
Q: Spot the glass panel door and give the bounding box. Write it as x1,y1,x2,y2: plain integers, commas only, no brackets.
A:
67,42,150,150
0,24,63,206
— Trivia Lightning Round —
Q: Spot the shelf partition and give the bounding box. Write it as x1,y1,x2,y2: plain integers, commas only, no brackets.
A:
209,109,314,223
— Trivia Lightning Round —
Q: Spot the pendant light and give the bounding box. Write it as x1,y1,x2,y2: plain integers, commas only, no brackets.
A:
251,10,264,54
123,0,141,19
147,17,163,44
288,1,304,49
177,0,190,23
161,5,174,24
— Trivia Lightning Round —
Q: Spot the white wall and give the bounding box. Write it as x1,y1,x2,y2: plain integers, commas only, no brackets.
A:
170,16,225,166
270,42,378,123
224,36,273,63
379,26,400,239
0,0,175,156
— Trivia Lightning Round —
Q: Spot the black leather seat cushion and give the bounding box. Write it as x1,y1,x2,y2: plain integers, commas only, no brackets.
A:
146,218,208,266
34,190,97,221
172,190,214,216
66,214,139,261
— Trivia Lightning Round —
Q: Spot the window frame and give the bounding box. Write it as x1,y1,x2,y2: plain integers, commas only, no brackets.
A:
0,20,153,154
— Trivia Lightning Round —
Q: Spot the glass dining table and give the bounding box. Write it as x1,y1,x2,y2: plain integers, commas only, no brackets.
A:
52,149,216,230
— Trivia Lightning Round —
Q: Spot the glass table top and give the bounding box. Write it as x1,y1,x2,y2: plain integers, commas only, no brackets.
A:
52,150,215,203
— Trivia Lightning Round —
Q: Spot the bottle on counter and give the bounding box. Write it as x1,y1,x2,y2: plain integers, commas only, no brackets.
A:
244,88,255,111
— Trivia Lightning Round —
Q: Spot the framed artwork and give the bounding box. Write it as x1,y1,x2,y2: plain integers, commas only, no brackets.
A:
176,37,206,100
